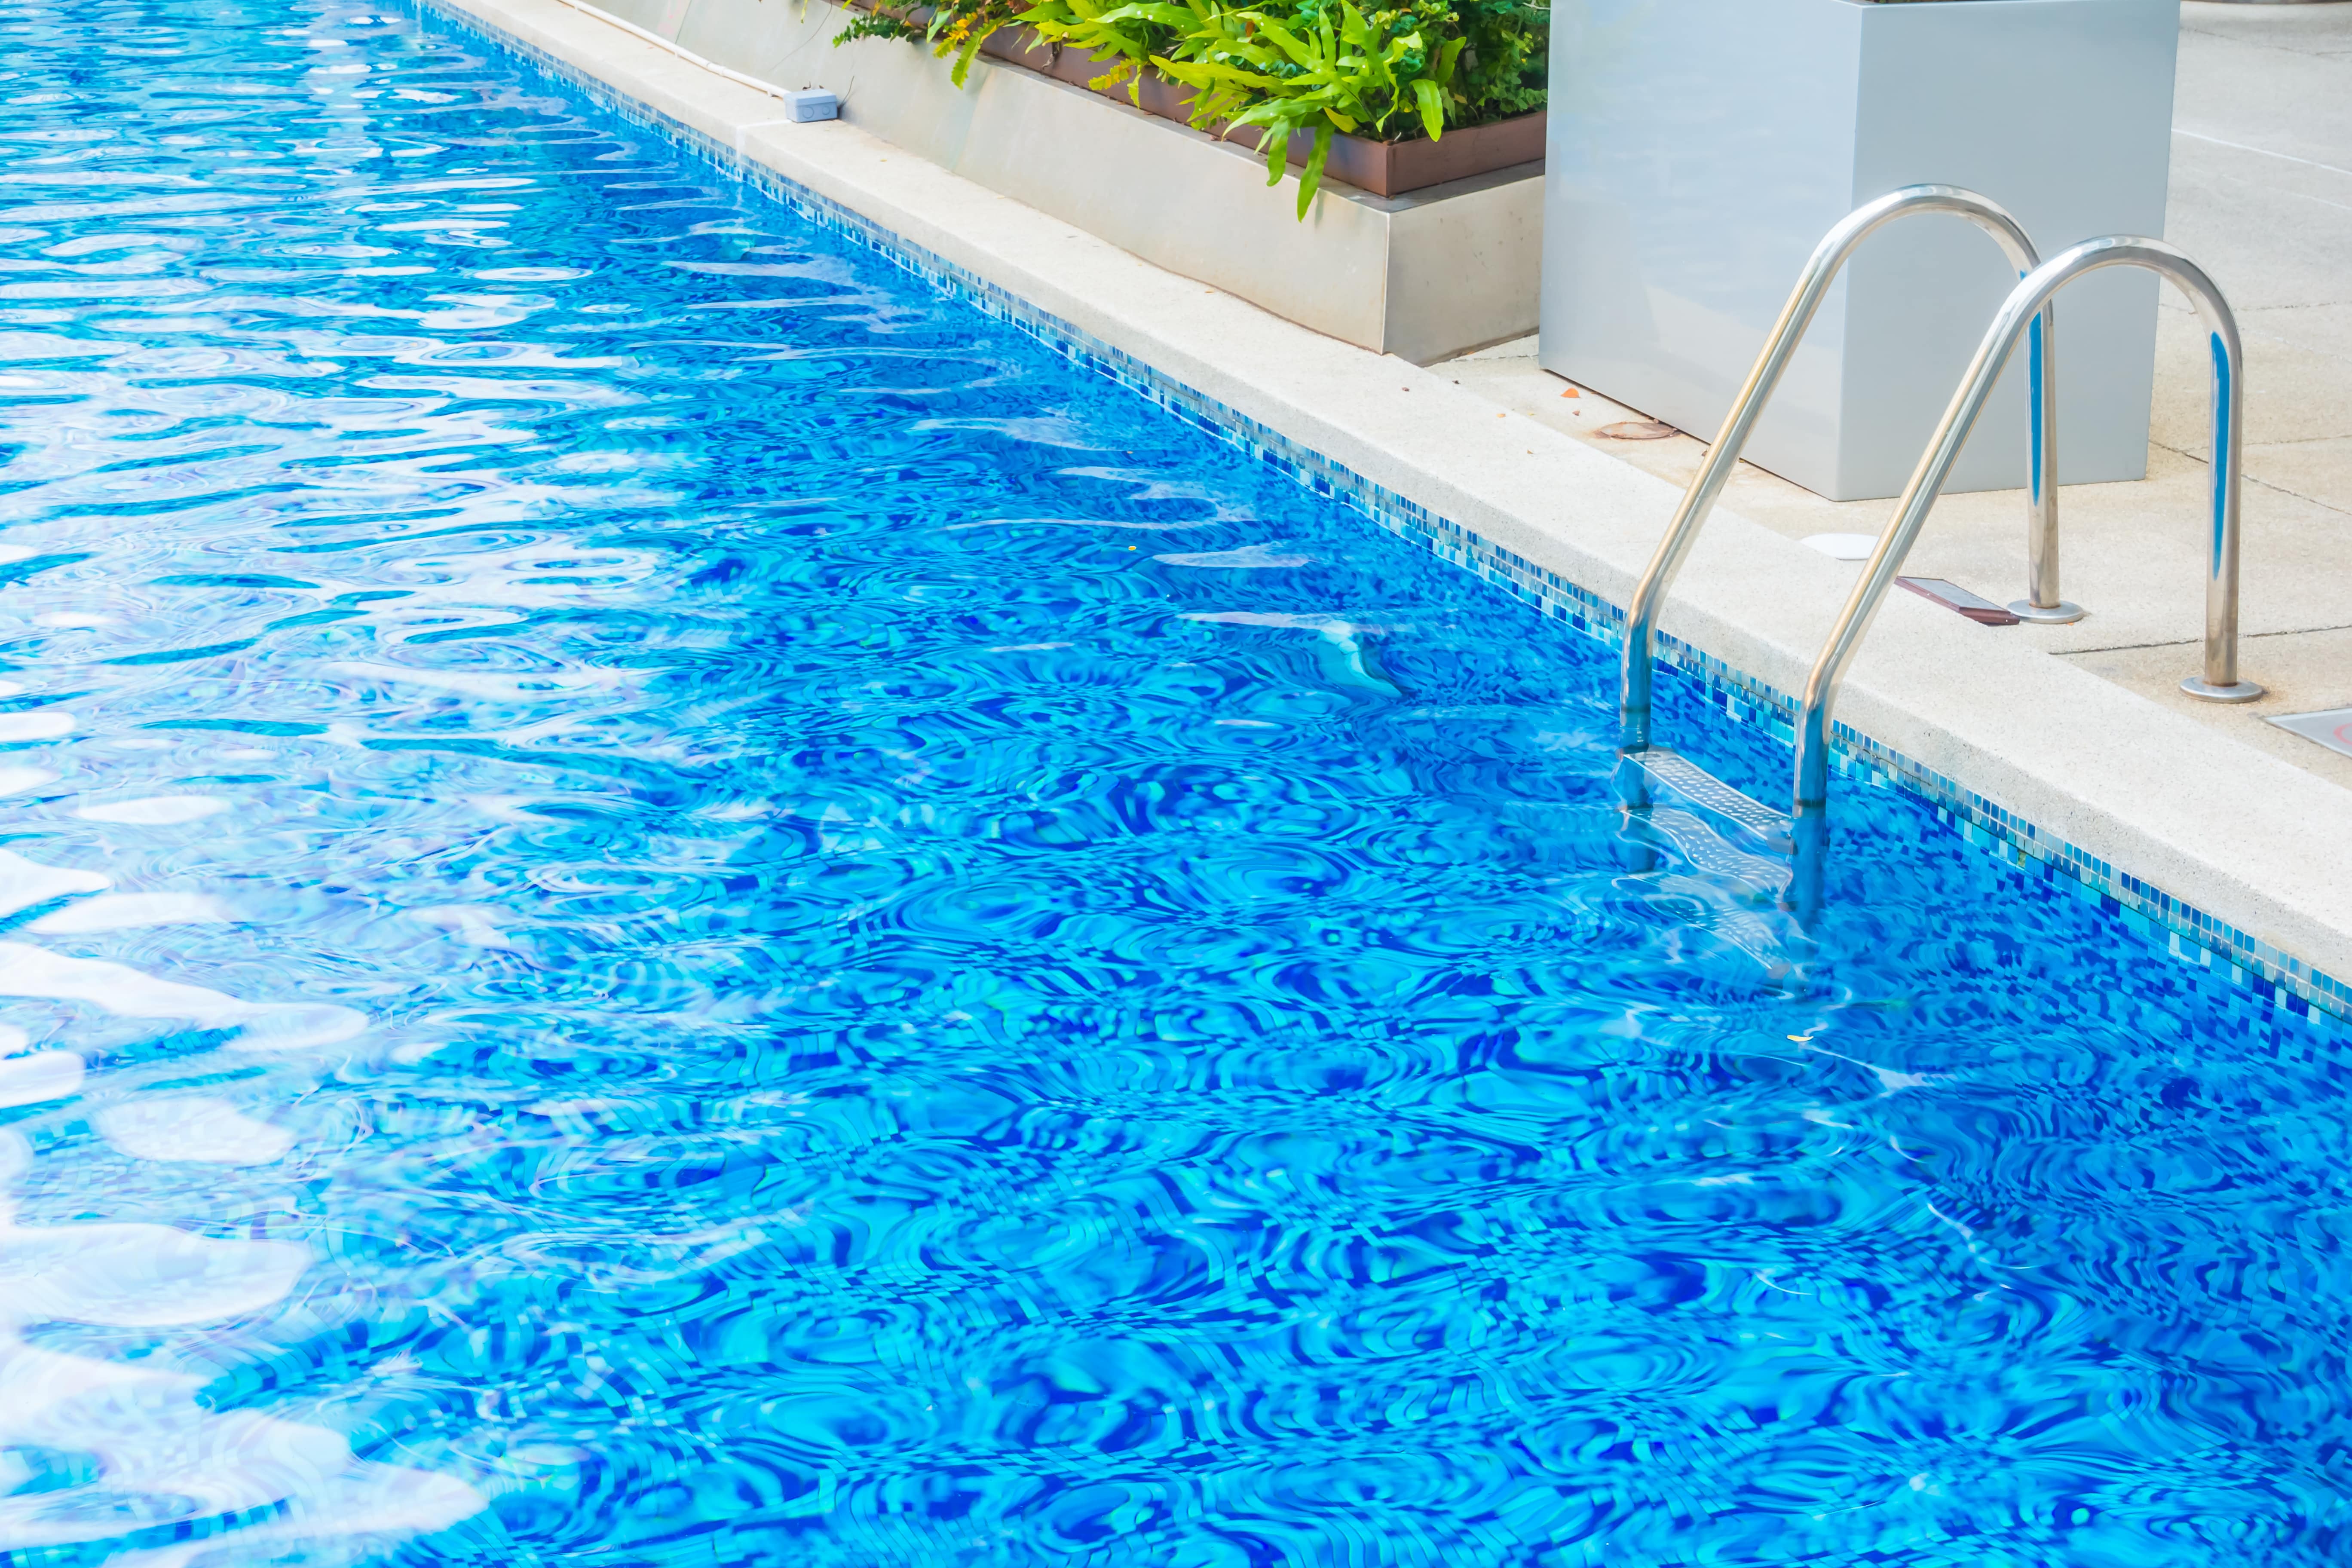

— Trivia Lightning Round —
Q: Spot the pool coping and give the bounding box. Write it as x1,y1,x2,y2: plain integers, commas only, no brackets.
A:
412,0,2352,1026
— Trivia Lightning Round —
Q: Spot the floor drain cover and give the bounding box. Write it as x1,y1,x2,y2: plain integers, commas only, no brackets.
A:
2271,707,2352,759
1801,532,1879,561
1897,576,2020,626
1598,420,1677,440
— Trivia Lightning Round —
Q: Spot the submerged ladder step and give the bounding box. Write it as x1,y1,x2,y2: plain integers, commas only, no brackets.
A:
1648,808,1789,893
1620,752,1807,981
1630,747,1792,846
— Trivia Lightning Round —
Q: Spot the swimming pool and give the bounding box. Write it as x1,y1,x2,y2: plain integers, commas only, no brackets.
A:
0,2,2344,1564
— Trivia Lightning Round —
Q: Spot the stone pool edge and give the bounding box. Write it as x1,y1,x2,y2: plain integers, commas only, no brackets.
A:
415,0,2352,1025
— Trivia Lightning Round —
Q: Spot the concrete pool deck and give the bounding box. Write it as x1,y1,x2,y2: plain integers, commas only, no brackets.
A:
1442,0,2352,794
426,0,2352,1017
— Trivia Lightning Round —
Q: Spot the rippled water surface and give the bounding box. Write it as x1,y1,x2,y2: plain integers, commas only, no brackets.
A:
0,3,2346,1565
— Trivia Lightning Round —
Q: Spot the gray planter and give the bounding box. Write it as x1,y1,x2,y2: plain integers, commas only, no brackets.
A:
1540,0,2180,501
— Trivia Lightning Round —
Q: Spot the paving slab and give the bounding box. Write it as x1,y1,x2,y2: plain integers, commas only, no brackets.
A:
2178,0,2352,54
1448,339,2347,638
2073,626,2352,790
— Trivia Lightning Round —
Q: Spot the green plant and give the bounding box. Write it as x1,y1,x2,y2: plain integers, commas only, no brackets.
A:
1155,0,1464,216
1443,0,1547,122
836,0,1547,216
831,0,1033,86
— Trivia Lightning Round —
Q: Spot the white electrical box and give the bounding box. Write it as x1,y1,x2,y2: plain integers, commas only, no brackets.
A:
778,89,837,123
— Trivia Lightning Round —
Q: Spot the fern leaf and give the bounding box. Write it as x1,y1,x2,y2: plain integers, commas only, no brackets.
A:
1296,121,1331,218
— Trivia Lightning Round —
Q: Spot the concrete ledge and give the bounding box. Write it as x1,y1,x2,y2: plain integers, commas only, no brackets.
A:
570,0,1540,362
425,0,2352,1016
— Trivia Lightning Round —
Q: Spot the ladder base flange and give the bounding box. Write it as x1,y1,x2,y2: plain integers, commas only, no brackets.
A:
2180,676,2265,704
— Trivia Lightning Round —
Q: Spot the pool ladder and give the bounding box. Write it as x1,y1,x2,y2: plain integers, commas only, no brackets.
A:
1614,186,2260,921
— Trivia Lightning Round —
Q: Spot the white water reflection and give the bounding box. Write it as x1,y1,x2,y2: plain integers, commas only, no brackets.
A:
0,943,366,1050
0,836,484,1559
28,891,236,933
74,796,230,826
0,1134,485,1557
409,903,515,949
0,710,80,747
0,1049,82,1108
0,846,110,914
0,765,58,794
95,1096,293,1165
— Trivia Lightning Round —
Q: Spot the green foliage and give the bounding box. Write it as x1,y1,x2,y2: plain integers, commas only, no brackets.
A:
829,8,930,45
1446,0,1548,122
1127,0,1459,217
835,0,1547,217
1011,0,1176,94
830,0,1031,89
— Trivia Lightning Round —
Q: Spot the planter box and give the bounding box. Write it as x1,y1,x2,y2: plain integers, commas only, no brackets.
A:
973,22,1547,198
1540,0,2179,501
588,0,1544,361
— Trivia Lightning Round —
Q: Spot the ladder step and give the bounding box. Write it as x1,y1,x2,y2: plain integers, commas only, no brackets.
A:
1632,747,1791,845
1649,808,1789,893
1619,751,1807,979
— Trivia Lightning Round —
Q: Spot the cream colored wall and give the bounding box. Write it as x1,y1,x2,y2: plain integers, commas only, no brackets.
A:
582,0,673,32
582,0,1539,360
1385,172,1544,363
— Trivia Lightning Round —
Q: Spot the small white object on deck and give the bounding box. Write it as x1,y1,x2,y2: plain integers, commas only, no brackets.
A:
1800,533,1880,561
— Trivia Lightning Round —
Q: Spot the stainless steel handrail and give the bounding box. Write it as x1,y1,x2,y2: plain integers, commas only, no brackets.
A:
1788,235,2260,915
1617,185,2064,758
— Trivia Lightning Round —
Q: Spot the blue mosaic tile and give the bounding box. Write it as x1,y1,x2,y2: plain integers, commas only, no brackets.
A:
415,0,2351,1026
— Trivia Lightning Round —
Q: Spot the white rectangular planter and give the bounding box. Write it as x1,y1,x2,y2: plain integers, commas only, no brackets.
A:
1540,0,2179,501
583,0,1544,363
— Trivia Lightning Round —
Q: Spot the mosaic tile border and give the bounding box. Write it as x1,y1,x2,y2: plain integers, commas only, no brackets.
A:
411,0,2352,1029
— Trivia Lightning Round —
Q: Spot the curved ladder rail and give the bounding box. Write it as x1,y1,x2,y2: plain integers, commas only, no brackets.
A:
1788,235,2260,917
1618,185,2065,762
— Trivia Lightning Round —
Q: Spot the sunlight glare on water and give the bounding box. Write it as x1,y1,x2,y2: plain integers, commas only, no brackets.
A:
0,3,2346,1565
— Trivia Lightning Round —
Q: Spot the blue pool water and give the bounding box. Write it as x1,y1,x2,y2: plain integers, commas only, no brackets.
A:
0,3,2344,1564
